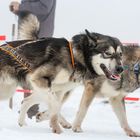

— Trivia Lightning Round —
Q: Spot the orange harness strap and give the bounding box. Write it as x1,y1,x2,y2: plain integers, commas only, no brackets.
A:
68,41,75,68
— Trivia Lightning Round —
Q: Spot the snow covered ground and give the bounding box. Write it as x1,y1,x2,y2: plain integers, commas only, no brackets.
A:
1,1,140,139
0,86,140,140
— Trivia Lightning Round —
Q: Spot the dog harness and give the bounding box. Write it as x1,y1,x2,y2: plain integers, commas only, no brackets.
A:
0,44,32,72
0,41,75,73
68,41,75,68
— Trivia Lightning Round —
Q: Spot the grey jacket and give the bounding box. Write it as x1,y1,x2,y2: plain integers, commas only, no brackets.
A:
19,0,56,38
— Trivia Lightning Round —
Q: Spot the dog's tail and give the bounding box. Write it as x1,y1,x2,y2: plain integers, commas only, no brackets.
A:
18,12,40,40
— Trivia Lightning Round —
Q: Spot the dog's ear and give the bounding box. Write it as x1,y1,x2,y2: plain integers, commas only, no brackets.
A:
85,29,97,46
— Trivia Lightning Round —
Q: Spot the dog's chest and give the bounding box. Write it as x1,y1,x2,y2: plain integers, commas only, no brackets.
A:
100,80,122,97
52,69,80,93
53,69,71,84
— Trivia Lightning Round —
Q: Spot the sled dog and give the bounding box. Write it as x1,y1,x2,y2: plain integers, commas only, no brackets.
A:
71,44,140,137
0,28,124,134
35,37,140,136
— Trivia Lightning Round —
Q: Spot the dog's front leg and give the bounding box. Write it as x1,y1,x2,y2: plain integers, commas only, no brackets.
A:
109,95,140,137
47,90,62,134
72,80,97,132
28,66,63,133
36,91,72,129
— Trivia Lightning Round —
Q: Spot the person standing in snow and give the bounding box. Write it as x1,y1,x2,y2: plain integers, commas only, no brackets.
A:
9,0,56,38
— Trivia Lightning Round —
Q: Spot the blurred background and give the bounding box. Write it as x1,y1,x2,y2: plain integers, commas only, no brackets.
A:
0,0,140,43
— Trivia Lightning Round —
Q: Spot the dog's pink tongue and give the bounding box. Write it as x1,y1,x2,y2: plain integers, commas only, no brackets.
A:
111,74,120,80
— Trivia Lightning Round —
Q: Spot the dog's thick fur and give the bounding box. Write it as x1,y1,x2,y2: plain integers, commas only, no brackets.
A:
1,13,139,136
37,44,140,137
18,12,40,40
15,30,124,134
71,44,140,137
34,38,140,137
0,20,124,134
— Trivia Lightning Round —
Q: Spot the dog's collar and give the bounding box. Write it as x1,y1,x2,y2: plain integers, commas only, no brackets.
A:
0,43,32,72
68,41,75,68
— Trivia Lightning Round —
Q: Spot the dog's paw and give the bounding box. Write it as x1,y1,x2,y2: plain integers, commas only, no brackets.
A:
52,125,62,134
124,128,140,137
36,111,49,122
72,126,83,132
60,121,72,129
126,130,140,137
18,121,27,127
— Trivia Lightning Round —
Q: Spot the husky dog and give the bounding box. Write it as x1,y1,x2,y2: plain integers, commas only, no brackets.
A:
0,26,124,134
36,40,140,136
14,12,140,136
71,44,140,137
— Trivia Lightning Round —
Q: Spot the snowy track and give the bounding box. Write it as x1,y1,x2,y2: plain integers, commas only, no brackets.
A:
0,86,140,140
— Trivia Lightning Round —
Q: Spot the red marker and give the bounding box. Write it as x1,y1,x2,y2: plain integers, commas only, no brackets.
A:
0,35,6,41
125,97,140,101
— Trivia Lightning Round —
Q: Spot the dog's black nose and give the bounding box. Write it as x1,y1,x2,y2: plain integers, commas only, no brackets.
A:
116,66,123,73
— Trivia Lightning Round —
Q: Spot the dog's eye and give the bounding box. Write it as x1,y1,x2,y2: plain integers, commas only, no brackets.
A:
105,51,112,56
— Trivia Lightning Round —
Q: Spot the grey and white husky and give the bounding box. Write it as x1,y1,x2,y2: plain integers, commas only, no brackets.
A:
18,13,140,136
1,12,139,136
71,44,140,137
36,32,140,136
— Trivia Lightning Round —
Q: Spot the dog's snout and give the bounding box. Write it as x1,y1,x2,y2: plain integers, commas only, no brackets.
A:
116,66,123,73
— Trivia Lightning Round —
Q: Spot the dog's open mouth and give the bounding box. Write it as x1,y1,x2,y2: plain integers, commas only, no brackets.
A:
100,64,120,81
